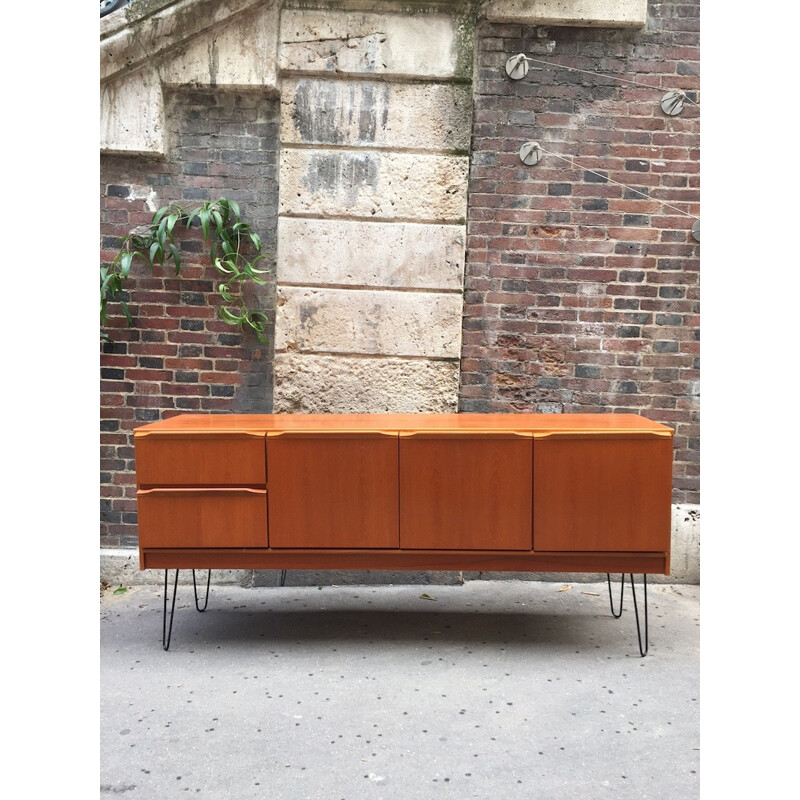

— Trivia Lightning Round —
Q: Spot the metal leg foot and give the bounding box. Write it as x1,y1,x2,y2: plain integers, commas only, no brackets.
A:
606,573,625,618
192,569,211,612
163,569,180,651
279,569,287,587
628,573,649,657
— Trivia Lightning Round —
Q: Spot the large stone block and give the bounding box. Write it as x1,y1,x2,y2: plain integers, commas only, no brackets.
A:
484,0,647,27
279,149,468,222
280,78,472,152
275,286,463,359
100,67,165,156
279,9,472,79
161,3,279,90
277,218,465,291
100,0,271,82
272,353,460,413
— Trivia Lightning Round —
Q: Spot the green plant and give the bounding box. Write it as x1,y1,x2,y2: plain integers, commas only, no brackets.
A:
101,197,270,342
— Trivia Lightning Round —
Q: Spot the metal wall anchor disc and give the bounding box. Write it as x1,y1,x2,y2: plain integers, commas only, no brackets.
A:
661,90,686,116
691,219,700,242
506,54,529,80
519,141,542,166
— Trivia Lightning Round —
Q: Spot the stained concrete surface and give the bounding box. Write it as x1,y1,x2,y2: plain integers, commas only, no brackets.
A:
101,580,699,799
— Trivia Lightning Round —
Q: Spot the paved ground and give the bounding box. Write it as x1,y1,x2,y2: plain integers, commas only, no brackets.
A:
100,579,699,799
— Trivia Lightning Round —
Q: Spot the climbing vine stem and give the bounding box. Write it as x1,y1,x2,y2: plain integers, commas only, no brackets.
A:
101,197,270,342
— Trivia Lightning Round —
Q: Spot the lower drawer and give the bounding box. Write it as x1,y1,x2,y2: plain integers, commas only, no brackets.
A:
137,488,268,548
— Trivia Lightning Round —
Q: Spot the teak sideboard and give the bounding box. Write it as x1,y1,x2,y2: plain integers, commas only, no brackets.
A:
134,413,673,576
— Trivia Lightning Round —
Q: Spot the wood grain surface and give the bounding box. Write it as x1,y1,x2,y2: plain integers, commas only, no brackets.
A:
533,437,672,552
399,434,533,550
141,547,667,574
135,433,266,487
267,434,400,548
137,488,268,548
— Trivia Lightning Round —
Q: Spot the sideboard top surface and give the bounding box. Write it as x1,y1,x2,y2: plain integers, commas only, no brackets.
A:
134,413,673,437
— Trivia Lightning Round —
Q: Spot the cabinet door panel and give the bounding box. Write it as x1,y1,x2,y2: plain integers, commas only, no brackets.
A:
399,434,533,550
533,436,672,552
137,488,268,548
267,434,399,548
135,433,266,486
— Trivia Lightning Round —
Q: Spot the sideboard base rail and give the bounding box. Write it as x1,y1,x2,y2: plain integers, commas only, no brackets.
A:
142,548,668,575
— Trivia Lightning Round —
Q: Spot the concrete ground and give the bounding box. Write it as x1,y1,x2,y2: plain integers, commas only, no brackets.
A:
101,579,699,799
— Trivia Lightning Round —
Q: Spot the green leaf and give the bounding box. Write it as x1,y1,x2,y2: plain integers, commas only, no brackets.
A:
169,244,181,274
113,586,128,595
219,306,244,323
149,241,160,264
152,207,168,225
212,210,224,233
120,300,133,327
219,283,233,302
214,257,234,275
249,233,261,252
229,199,240,221
200,209,210,241
120,252,133,278
166,213,179,236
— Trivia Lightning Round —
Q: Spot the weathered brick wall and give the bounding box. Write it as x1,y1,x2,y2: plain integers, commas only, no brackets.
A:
461,1,700,503
100,90,279,546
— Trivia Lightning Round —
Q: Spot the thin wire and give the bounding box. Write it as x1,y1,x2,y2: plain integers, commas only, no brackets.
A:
534,144,698,220
518,55,699,106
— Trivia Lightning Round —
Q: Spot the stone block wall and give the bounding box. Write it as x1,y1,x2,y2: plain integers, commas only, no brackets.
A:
461,2,700,504
272,7,474,412
100,90,280,547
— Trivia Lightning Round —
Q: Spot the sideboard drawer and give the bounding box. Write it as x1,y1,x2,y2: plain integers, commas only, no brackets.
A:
137,488,268,548
135,433,266,486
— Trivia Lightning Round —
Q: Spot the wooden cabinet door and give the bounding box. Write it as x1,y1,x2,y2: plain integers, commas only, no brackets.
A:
267,433,399,548
399,433,533,550
533,434,672,552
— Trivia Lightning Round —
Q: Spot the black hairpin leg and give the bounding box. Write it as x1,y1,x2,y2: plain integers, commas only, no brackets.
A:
606,572,649,657
629,573,649,657
192,569,211,612
163,569,180,651
279,569,287,587
606,573,625,618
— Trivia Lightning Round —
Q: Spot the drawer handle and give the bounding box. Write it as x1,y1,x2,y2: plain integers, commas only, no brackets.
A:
138,488,266,496
135,431,264,439
532,431,673,440
398,431,532,439
266,431,397,439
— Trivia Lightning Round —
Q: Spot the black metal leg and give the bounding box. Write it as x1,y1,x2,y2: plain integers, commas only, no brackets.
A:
163,569,180,651
628,573,649,657
279,569,287,587
606,573,625,618
192,569,211,612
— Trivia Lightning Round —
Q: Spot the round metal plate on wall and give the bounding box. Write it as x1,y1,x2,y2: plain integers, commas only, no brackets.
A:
661,90,686,116
505,54,529,80
519,141,542,166
691,219,700,242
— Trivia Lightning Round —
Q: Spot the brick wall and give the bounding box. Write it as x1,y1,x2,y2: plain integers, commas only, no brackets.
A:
461,1,700,503
100,90,279,547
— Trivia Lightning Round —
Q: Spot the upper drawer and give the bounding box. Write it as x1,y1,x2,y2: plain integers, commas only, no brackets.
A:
134,432,266,486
